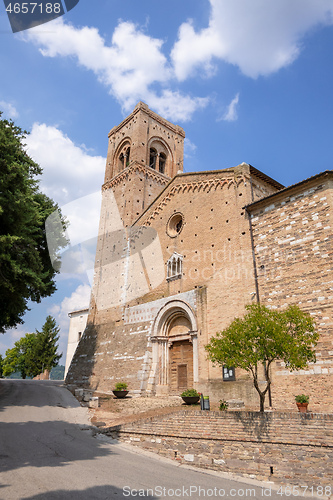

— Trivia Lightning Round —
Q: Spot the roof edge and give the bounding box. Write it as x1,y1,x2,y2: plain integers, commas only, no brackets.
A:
108,102,185,138
245,170,333,211
249,165,284,190
68,308,89,317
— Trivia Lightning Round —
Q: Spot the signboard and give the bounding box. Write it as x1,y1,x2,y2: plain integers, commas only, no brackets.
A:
223,366,235,381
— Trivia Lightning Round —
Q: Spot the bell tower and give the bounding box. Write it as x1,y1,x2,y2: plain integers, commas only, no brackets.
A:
102,102,185,227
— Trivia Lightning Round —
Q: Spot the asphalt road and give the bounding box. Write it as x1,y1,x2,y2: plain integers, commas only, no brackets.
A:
0,380,297,499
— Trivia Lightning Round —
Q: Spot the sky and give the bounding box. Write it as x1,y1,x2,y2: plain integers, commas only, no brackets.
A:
1,0,333,364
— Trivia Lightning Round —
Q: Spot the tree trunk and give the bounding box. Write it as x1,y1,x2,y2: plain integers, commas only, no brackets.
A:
259,392,265,412
264,361,272,407
251,368,267,412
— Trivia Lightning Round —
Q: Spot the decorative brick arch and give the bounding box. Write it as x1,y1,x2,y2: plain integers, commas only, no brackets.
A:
114,138,131,174
147,136,174,176
152,300,197,337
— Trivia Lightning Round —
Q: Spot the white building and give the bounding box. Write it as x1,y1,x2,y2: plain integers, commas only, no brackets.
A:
65,308,89,378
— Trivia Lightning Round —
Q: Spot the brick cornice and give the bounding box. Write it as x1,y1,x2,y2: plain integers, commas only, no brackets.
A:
139,173,250,226
102,163,170,191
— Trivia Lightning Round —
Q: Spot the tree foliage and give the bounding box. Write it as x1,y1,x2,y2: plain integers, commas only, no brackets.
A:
2,316,61,378
2,333,37,379
28,315,62,376
0,112,67,333
205,304,319,412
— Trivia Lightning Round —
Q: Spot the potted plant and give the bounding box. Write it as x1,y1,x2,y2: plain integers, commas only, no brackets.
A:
219,399,229,411
113,382,129,398
181,389,200,405
295,394,309,413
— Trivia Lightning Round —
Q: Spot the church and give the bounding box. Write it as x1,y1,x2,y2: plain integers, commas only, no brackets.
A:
65,102,333,412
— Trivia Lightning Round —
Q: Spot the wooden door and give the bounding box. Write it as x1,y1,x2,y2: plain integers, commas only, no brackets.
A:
177,364,187,389
169,340,193,393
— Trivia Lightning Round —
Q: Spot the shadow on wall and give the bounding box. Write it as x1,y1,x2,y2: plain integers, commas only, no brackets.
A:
234,410,273,441
65,323,98,391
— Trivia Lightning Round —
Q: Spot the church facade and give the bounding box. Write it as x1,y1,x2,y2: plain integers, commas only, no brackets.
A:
66,102,333,412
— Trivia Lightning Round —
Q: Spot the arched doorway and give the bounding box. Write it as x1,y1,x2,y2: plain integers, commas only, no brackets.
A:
148,300,198,395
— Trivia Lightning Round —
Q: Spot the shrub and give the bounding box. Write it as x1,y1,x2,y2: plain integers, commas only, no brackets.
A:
219,399,229,411
181,388,200,397
295,394,309,404
115,382,128,391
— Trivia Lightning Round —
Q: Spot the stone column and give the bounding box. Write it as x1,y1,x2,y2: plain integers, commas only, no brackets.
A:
190,331,199,383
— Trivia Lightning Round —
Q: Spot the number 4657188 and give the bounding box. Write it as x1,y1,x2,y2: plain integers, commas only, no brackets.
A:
6,3,62,14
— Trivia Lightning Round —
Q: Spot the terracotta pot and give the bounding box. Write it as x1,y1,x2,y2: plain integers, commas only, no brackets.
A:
112,390,129,399
296,402,308,413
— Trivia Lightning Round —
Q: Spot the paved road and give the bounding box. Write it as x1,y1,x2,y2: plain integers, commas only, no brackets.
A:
0,380,295,499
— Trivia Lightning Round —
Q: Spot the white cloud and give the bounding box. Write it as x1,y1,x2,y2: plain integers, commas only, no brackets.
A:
50,284,91,326
171,0,333,79
21,3,333,122
0,101,19,119
221,93,240,122
0,327,27,357
45,192,101,283
25,123,105,205
147,90,209,122
24,18,208,122
184,138,197,158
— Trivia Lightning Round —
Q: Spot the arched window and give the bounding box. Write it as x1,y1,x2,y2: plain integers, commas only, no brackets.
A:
118,146,130,171
159,153,166,174
118,153,125,170
149,148,157,169
167,253,183,280
125,147,130,167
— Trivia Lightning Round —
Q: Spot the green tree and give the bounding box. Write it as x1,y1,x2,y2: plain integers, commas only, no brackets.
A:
205,304,319,412
2,333,37,378
26,315,62,377
0,354,3,378
2,316,61,378
0,112,67,334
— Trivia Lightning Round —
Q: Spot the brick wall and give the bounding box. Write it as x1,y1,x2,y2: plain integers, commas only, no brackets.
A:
66,164,282,401
66,100,333,414
105,410,333,487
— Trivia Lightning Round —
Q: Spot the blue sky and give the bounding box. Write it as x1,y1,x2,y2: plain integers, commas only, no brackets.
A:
1,0,333,363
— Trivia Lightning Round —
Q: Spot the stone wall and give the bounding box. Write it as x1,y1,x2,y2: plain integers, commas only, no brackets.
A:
105,410,333,488
249,173,333,412
66,290,199,394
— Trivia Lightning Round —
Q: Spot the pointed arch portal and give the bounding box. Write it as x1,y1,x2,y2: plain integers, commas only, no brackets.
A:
150,300,198,395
